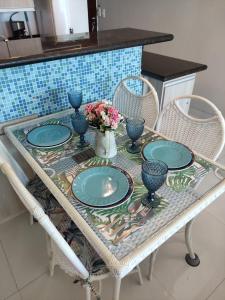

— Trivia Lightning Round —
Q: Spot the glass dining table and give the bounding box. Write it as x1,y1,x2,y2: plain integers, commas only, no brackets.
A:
5,108,225,280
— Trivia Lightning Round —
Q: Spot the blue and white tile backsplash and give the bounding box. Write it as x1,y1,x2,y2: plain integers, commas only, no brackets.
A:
0,46,142,122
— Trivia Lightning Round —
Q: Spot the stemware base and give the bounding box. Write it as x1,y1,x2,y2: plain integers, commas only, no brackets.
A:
126,141,142,154
77,141,89,149
141,193,160,208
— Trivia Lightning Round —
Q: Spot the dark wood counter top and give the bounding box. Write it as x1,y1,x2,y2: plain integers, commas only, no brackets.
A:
142,52,207,81
0,28,173,69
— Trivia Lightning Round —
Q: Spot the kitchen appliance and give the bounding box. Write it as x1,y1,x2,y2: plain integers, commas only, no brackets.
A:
10,13,26,38
34,0,96,43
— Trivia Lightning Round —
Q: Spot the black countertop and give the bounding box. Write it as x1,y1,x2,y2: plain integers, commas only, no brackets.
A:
0,28,173,69
142,52,207,81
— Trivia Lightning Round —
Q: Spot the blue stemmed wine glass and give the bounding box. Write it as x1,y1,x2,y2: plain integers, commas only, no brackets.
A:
71,113,89,148
126,118,145,153
141,160,168,208
68,91,82,114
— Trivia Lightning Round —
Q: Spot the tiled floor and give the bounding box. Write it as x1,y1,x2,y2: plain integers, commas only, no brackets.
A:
0,193,225,300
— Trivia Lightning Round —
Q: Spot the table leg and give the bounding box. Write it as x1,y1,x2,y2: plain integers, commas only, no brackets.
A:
185,219,200,267
148,249,158,281
112,278,121,300
136,265,143,285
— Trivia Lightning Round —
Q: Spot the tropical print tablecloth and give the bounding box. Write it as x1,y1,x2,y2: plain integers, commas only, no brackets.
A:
13,113,215,258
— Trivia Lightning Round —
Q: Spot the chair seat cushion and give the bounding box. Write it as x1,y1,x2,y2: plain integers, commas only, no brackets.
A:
57,214,108,276
27,176,63,216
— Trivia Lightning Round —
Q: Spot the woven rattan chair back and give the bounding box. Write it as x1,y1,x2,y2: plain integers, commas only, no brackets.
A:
113,76,159,129
0,161,89,281
156,95,225,160
0,139,29,184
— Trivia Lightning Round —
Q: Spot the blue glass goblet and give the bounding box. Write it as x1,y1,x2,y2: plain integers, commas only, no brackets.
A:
71,113,89,148
126,118,145,153
68,91,82,114
141,160,168,208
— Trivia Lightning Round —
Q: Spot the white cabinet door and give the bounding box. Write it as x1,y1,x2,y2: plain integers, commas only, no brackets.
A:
162,74,196,112
144,73,196,114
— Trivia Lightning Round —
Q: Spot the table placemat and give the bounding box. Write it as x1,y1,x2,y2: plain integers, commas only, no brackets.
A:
13,113,215,259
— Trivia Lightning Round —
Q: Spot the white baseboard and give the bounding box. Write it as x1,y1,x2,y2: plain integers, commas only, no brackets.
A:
0,209,26,225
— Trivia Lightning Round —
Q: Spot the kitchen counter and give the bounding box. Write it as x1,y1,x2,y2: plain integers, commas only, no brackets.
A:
0,28,173,69
142,52,207,81
142,52,207,112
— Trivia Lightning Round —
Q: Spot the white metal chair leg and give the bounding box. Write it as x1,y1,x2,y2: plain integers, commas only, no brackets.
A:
84,284,91,300
148,249,158,281
136,265,143,285
185,219,200,266
112,278,121,300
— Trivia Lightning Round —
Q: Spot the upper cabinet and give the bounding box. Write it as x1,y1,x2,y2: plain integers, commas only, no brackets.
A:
0,0,35,11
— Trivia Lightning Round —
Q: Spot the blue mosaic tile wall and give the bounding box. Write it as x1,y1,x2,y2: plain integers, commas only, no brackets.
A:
0,46,142,122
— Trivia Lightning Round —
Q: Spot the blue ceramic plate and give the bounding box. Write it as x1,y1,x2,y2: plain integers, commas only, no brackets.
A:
72,166,133,208
142,140,194,170
26,124,72,148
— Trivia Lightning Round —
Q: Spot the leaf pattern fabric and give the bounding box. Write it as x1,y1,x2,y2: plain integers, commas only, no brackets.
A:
27,176,63,216
57,214,108,275
27,175,107,276
15,115,215,252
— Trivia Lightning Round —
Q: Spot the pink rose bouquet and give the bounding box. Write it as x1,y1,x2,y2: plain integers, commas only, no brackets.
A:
84,101,122,132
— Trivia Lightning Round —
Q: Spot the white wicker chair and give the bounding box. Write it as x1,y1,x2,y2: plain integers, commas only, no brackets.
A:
0,136,62,225
113,76,159,129
156,95,225,160
147,95,225,280
0,161,143,300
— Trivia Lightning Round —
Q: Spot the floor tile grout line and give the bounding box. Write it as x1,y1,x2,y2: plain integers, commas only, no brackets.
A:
0,211,26,227
152,270,176,300
206,208,225,227
199,208,225,230
17,271,47,293
205,277,225,300
0,238,47,299
0,240,20,295
4,290,22,300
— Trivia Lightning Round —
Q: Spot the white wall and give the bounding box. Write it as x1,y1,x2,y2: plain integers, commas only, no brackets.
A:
99,0,225,115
